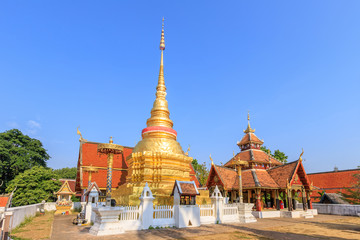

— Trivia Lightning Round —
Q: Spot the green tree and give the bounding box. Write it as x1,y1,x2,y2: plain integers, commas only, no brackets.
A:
191,159,209,187
53,167,77,179
340,173,360,204
0,129,49,192
6,166,61,207
260,146,288,164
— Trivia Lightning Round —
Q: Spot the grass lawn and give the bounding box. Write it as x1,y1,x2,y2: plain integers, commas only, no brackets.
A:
10,211,55,240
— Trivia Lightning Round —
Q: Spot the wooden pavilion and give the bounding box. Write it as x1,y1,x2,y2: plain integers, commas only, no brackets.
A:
206,115,314,212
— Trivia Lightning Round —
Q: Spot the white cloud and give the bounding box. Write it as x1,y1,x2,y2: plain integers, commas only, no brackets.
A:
25,120,41,135
27,120,41,129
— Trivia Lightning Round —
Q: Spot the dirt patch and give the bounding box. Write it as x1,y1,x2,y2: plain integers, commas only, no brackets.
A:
269,217,360,239
11,211,54,240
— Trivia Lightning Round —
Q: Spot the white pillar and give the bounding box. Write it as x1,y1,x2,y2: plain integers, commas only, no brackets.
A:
210,186,224,224
139,182,154,229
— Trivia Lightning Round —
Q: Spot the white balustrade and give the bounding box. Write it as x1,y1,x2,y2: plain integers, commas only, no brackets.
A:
199,204,214,217
154,205,173,219
119,206,140,221
223,203,238,216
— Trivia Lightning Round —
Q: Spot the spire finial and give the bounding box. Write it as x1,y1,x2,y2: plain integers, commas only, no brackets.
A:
244,111,255,133
160,17,165,50
145,18,174,130
109,136,113,144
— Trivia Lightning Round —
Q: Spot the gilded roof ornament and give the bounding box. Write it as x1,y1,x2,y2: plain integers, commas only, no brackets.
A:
77,126,87,142
210,154,214,165
299,148,304,162
185,145,190,156
244,111,255,133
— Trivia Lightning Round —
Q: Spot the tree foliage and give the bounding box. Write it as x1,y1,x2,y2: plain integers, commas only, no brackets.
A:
341,173,360,204
260,146,288,164
0,129,49,192
6,166,61,207
53,167,77,179
191,159,209,187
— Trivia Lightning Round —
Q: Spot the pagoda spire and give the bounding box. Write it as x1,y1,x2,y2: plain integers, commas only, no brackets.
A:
146,18,174,129
244,111,255,133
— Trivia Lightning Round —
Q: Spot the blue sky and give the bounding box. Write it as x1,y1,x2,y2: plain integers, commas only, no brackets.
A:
1,1,359,173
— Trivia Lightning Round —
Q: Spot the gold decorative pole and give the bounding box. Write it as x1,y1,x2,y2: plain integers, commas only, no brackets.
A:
234,158,248,203
83,165,98,187
98,137,123,207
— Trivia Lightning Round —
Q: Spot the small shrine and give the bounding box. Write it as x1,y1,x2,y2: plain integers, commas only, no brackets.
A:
171,180,201,228
171,180,199,205
55,179,76,215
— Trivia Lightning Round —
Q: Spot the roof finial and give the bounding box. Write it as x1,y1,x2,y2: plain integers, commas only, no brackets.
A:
185,145,190,156
109,136,113,143
299,148,304,161
244,111,255,133
77,126,87,142
210,154,214,165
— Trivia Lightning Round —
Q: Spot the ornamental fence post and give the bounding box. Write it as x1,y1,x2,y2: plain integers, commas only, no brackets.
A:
210,186,223,224
139,182,154,229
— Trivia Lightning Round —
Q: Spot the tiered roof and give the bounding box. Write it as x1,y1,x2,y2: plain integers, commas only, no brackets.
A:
207,159,310,191
225,149,282,168
225,113,283,169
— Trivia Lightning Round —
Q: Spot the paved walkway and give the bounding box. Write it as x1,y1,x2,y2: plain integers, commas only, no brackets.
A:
51,214,359,240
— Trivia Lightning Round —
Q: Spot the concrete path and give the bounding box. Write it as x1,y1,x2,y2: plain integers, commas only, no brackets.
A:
51,214,359,240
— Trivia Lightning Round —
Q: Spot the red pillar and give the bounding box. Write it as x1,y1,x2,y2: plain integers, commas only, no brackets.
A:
255,190,262,211
306,190,313,209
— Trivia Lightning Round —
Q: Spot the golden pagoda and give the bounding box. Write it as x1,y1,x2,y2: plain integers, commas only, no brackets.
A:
113,19,194,205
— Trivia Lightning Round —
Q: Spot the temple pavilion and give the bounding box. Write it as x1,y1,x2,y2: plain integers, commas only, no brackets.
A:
206,115,314,212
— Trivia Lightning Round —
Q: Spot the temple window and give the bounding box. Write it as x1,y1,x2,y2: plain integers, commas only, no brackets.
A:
180,195,196,205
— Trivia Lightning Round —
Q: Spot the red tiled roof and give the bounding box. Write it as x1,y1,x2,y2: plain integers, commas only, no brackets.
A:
225,149,282,167
267,161,298,188
76,142,133,191
238,133,263,145
81,142,131,169
189,164,200,187
308,169,359,189
308,169,359,199
60,179,76,193
207,166,279,190
256,169,279,188
0,197,9,207
171,180,199,196
179,183,198,195
242,170,255,188
214,165,239,190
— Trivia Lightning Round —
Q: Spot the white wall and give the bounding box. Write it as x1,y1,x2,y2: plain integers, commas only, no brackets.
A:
7,203,43,230
312,203,360,216
44,202,56,211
